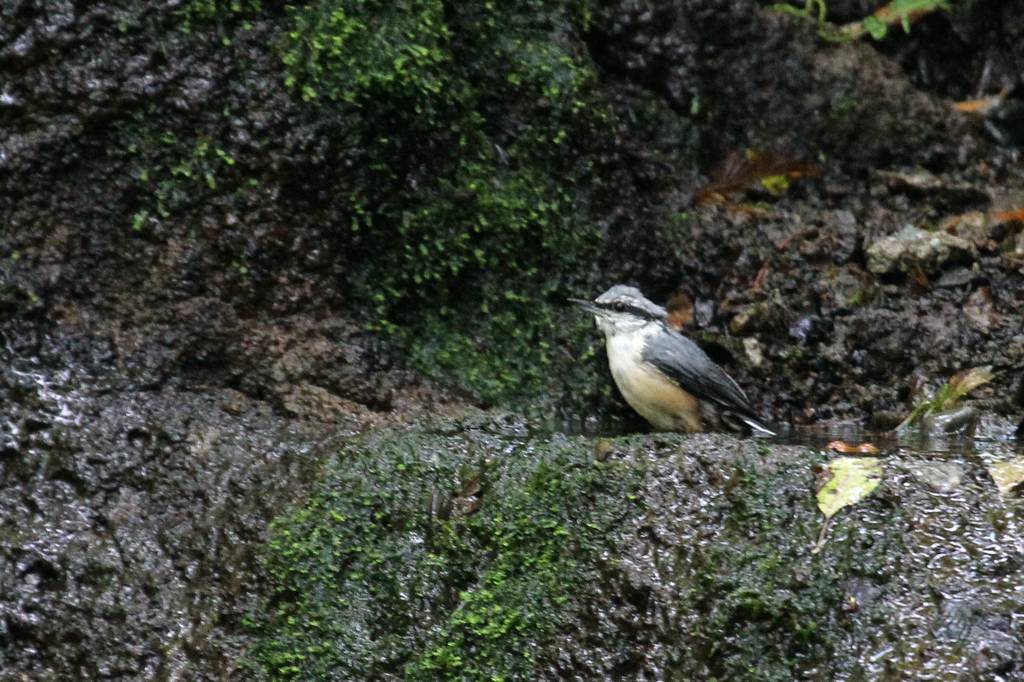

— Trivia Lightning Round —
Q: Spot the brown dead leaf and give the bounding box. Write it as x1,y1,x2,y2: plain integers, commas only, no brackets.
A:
751,260,771,292
940,210,999,252
696,149,818,205
826,441,881,455
910,263,930,288
940,210,986,234
953,88,1008,116
665,293,694,331
989,458,1024,496
947,366,994,400
724,203,773,220
991,208,1024,225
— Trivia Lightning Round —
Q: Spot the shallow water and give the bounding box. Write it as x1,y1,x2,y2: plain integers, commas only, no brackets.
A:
550,412,1023,456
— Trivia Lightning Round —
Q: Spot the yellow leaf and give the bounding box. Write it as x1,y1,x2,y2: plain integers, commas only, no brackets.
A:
989,458,1024,496
946,366,994,404
814,457,882,553
817,457,882,519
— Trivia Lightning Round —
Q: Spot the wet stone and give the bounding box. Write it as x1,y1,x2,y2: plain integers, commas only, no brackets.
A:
875,168,990,209
828,208,860,263
742,337,764,367
818,265,874,313
867,225,976,276
0,349,324,679
907,461,963,493
921,406,979,435
694,298,714,327
935,266,977,288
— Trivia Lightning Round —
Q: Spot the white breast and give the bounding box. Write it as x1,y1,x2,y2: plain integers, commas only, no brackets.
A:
605,324,701,432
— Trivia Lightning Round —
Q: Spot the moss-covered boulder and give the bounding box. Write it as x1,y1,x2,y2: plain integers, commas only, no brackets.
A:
253,416,644,679
251,416,1024,679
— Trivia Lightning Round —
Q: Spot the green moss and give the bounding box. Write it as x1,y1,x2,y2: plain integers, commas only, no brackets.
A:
406,292,625,418
251,425,643,680
251,426,911,679
280,0,610,404
117,0,260,232
669,445,903,680
113,1,618,406
117,120,246,230
179,0,262,32
280,0,449,105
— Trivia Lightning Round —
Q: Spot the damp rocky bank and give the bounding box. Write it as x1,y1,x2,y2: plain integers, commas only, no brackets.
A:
2,0,1024,679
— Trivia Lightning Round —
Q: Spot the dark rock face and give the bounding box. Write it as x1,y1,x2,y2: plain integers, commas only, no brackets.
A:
4,0,1021,421
0,340,310,678
2,0,1024,678
577,2,1024,425
867,226,975,276
0,309,445,678
589,1,969,167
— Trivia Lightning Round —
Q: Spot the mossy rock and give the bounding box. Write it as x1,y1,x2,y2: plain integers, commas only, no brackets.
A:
250,420,915,680
277,0,614,404
107,1,618,407
251,416,645,679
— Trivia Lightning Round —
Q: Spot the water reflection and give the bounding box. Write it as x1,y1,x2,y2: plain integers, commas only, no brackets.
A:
549,414,1023,457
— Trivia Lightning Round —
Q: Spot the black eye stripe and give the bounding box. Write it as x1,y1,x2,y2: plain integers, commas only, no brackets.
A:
598,300,660,321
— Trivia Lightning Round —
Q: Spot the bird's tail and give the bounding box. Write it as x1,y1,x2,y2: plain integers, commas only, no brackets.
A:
741,416,776,437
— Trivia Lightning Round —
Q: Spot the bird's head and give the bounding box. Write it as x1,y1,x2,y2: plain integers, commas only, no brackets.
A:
569,285,667,337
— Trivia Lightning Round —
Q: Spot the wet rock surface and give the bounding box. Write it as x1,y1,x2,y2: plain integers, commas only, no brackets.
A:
0,315,450,677
1,0,1024,678
256,419,1024,680
867,225,975,276
0,332,326,678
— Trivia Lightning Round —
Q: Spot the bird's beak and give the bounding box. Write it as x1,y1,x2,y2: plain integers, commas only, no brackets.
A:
568,298,602,315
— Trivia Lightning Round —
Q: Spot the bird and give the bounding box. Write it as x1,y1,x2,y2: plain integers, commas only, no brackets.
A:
571,285,775,435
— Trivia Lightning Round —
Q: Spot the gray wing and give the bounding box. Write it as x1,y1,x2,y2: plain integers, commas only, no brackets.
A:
641,325,761,422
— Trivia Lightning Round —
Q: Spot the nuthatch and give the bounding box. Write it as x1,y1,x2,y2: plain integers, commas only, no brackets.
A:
572,285,775,435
